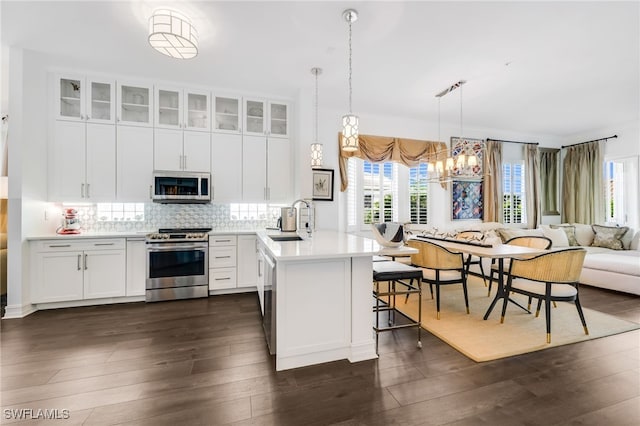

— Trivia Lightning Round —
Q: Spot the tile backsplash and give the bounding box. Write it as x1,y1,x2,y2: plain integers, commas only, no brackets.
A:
59,203,283,233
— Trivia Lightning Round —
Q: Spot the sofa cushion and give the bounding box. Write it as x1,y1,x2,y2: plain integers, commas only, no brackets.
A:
572,223,595,246
496,228,544,243
550,224,579,246
591,224,629,250
540,225,569,248
583,251,640,276
631,230,640,251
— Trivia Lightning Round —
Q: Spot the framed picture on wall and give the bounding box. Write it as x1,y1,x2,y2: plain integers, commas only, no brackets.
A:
452,180,483,220
312,168,334,201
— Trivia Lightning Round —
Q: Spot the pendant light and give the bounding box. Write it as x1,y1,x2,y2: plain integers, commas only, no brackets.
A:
341,9,359,152
310,67,323,168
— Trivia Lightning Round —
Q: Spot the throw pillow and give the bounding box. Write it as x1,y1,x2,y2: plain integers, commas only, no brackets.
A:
572,223,595,246
591,224,629,250
550,224,579,246
540,225,569,248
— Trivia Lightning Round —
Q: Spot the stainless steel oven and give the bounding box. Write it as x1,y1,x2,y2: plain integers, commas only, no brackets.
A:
145,228,211,302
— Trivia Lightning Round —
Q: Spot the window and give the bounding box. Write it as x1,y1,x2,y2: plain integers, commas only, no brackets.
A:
503,162,526,224
604,156,638,225
96,203,145,221
347,158,428,230
409,163,428,224
363,161,398,224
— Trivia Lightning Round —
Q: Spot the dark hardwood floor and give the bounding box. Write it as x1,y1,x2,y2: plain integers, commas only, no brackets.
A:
1,285,638,425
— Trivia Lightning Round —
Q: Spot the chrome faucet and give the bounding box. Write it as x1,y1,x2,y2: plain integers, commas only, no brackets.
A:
291,199,315,237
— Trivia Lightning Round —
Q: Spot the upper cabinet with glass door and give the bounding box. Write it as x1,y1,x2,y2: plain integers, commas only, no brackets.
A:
155,86,210,131
213,94,242,134
244,98,266,136
54,74,115,124
268,101,289,138
117,81,153,127
243,98,289,138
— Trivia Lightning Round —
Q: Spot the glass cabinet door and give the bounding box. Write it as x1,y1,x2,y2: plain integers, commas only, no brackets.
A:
156,88,181,128
58,77,83,120
213,95,241,133
269,102,288,138
118,83,152,126
244,99,266,135
185,91,210,131
88,80,114,123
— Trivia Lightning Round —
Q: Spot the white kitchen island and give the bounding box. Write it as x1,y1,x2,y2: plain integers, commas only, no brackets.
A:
256,230,382,371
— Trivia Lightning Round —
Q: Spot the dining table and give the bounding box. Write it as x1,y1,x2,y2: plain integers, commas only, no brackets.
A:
411,236,547,320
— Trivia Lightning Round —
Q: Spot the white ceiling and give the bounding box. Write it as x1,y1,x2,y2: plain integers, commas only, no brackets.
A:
2,1,639,137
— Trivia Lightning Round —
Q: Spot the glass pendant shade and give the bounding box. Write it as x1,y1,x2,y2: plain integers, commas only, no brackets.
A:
311,143,323,168
467,155,478,167
341,114,359,151
445,157,454,171
148,9,198,59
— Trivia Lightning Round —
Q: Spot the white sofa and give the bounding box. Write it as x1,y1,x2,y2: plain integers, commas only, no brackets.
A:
410,222,640,296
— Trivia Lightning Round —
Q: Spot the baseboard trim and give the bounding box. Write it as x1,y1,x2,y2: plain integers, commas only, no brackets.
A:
2,303,37,319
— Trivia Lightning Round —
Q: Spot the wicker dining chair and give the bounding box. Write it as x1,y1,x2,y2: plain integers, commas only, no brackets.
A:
407,239,469,320
455,230,487,286
487,235,552,297
500,247,588,343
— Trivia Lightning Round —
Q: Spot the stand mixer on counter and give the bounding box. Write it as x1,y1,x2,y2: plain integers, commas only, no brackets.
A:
56,208,81,235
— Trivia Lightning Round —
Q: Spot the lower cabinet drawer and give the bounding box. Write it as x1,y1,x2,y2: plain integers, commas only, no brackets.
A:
209,268,237,290
209,246,237,268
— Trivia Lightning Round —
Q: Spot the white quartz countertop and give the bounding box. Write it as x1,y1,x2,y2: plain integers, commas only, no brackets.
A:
26,229,260,240
256,230,383,261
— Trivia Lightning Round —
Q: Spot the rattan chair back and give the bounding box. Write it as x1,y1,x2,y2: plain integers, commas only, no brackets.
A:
505,235,552,250
408,239,464,270
509,248,586,283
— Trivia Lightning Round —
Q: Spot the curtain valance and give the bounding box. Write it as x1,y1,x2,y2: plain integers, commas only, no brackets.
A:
338,133,447,192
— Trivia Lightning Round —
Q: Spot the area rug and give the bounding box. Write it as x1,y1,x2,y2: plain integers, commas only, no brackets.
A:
389,277,639,362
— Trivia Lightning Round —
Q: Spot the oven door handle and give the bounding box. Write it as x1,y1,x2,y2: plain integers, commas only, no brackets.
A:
147,243,208,252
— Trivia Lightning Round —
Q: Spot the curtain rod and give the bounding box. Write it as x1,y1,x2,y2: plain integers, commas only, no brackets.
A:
486,138,539,146
561,134,617,149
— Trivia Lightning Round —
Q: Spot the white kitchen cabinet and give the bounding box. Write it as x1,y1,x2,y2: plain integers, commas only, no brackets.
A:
126,238,146,297
242,135,268,201
267,137,292,202
209,235,237,291
212,94,242,134
211,133,242,202
49,120,116,201
117,125,154,201
31,239,126,304
117,81,153,126
237,235,258,288
54,74,115,124
243,98,289,138
154,128,210,172
155,86,210,131
242,135,291,202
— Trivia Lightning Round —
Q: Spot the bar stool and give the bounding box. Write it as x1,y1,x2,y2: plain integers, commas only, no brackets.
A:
372,260,423,353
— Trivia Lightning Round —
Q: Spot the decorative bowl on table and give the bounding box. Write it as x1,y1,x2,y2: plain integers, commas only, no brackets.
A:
371,223,405,248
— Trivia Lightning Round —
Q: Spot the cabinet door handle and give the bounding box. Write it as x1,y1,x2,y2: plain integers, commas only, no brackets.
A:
86,183,90,198
149,185,152,199
215,277,231,281
81,183,85,198
84,253,88,270
184,156,187,170
258,259,263,277
77,254,82,271
49,244,71,248
215,255,231,259
94,243,114,246
215,239,231,243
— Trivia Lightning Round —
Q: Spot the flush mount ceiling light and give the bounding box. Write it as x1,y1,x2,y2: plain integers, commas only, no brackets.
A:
310,67,324,169
341,9,359,152
148,9,198,59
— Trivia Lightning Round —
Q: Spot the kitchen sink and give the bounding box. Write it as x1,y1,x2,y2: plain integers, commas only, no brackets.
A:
269,235,303,242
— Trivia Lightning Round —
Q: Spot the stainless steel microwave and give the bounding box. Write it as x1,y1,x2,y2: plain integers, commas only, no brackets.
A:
152,171,211,203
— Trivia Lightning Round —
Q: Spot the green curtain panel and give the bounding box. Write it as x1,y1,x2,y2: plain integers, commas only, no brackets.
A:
562,141,604,224
524,144,541,228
